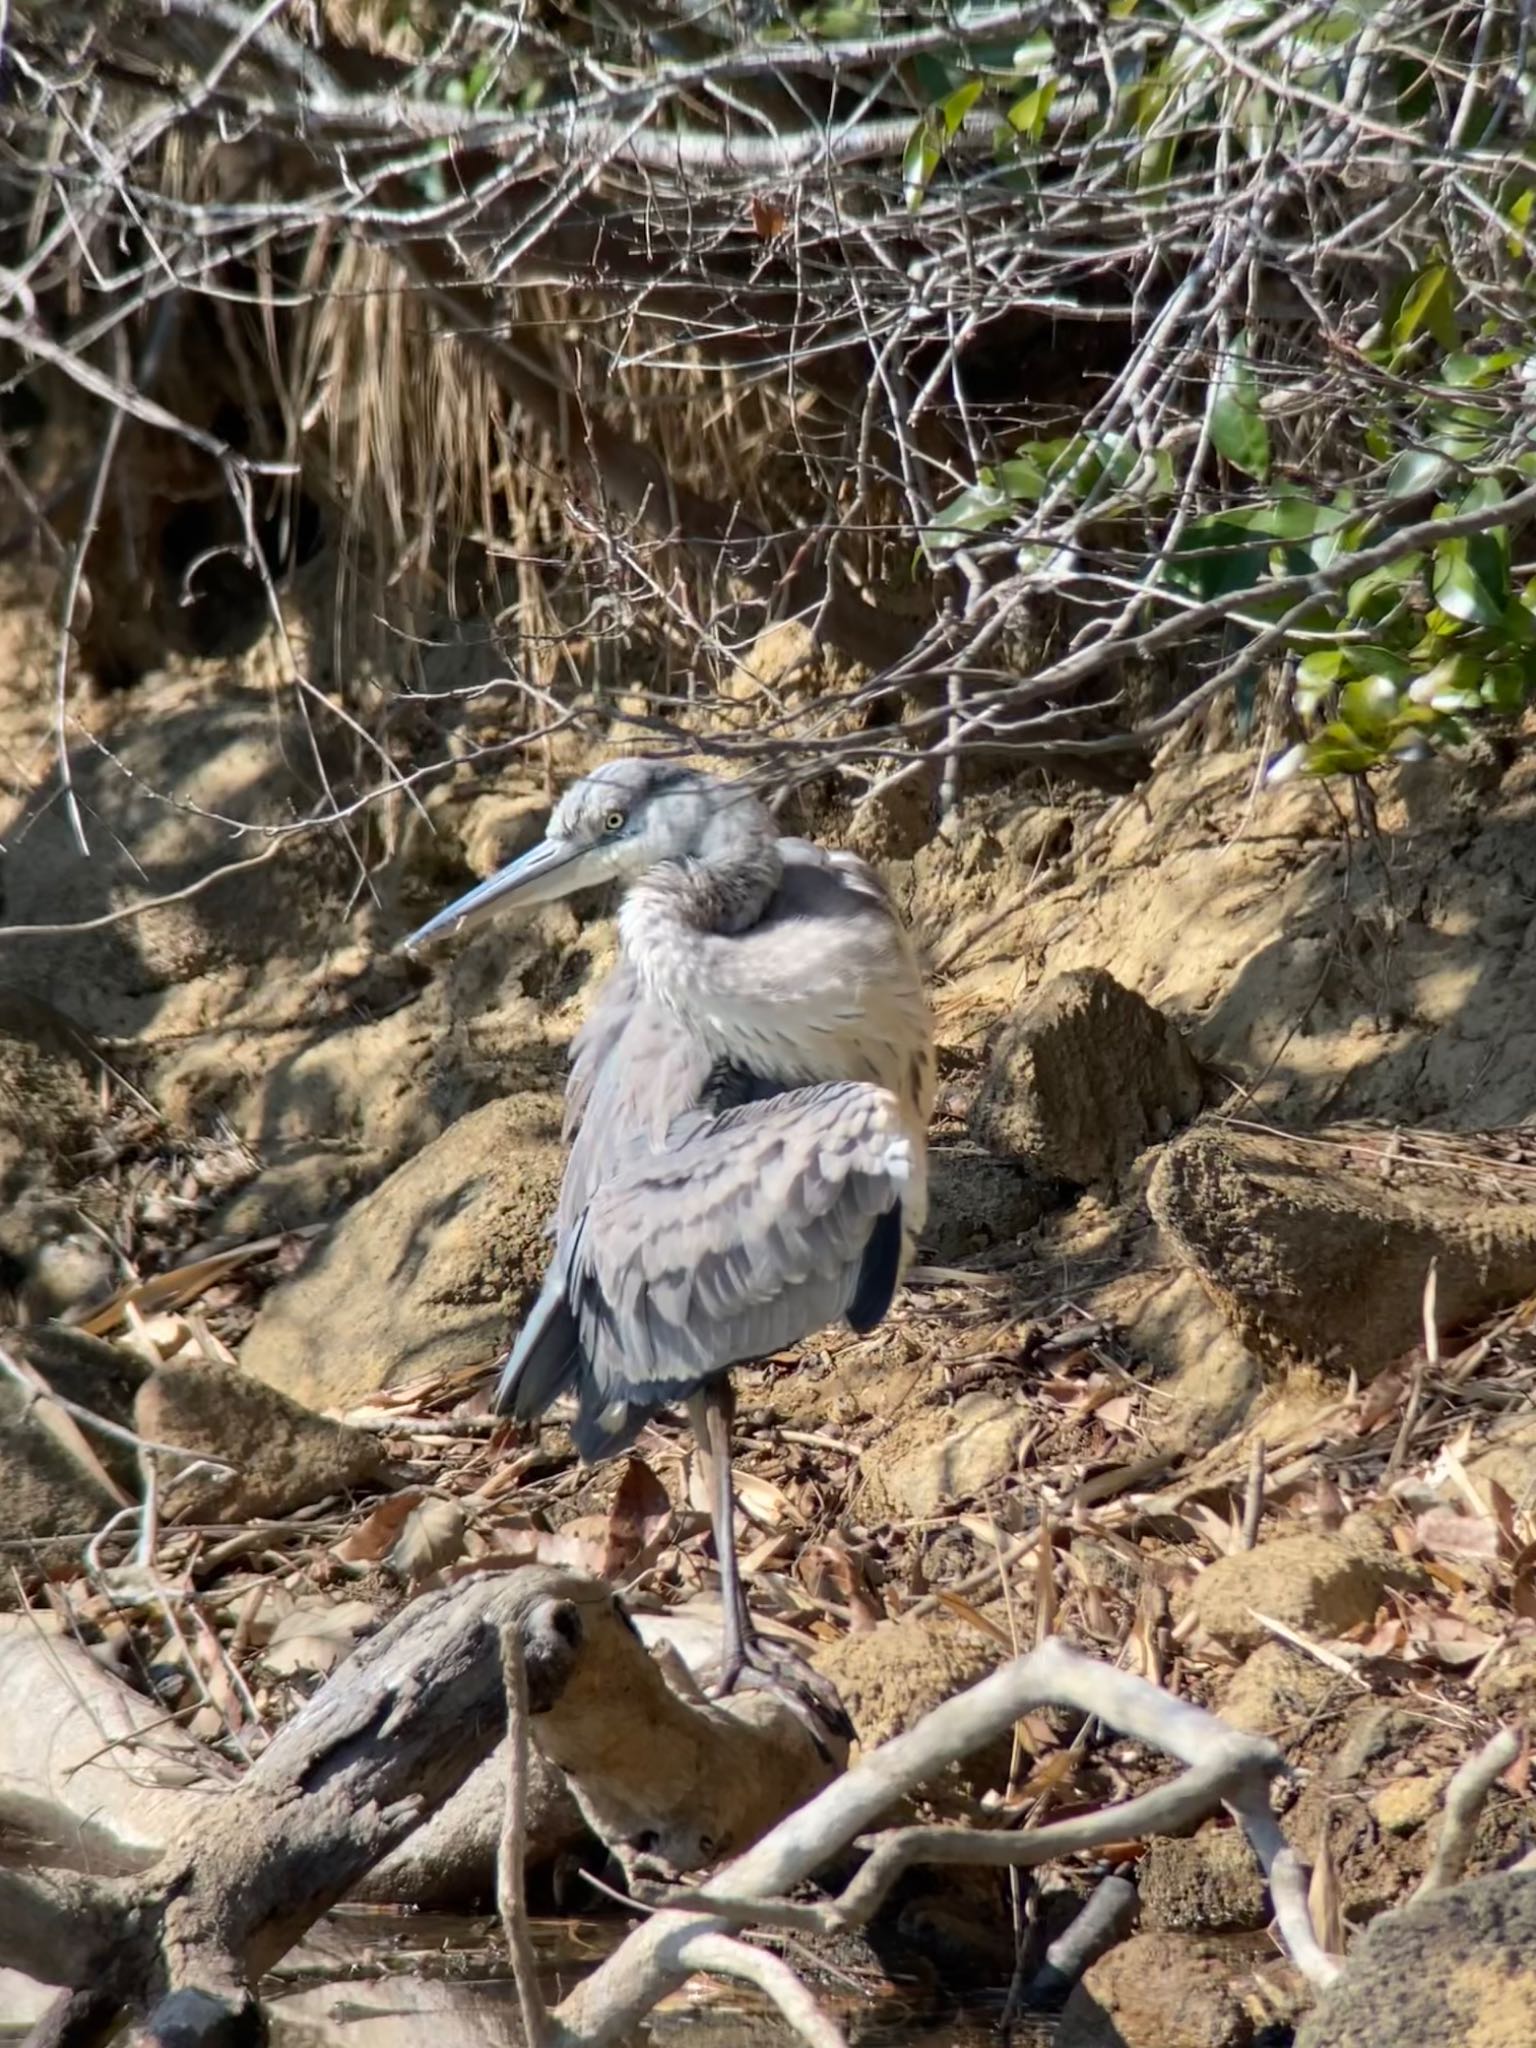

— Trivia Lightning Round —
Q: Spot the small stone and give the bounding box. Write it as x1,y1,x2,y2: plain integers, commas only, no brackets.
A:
857,1391,1026,1519
1218,1641,1335,1736
1178,1533,1396,1655
1139,1827,1270,1933
971,968,1202,1186
923,1148,1050,1259
1467,1420,1536,1510
1475,1636,1536,1716
1091,1266,1260,1453
814,1617,1001,1785
1056,1931,1261,2048
136,1358,387,1523
239,1093,565,1411
1370,1773,1448,1835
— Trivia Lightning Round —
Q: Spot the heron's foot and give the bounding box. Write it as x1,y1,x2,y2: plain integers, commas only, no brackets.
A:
707,1627,856,1749
708,1625,788,1700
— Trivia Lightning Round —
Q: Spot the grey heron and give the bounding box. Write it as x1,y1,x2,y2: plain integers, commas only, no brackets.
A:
403,758,934,1688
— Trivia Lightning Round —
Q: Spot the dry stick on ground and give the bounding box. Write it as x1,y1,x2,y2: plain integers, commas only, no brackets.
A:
1240,1437,1266,1550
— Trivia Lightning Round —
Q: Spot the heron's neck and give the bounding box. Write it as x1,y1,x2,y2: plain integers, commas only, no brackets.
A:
626,832,782,938
618,831,783,1020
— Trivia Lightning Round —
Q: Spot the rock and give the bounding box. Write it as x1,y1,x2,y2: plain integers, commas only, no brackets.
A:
1055,1932,1268,2047
1148,1123,1536,1378
1371,1773,1448,1835
971,969,1202,1186
1296,1869,1536,2048
239,1093,565,1411
1325,1702,1421,1786
1468,1418,1536,1508
856,1391,1027,1519
1091,1266,1261,1452
1475,1636,1536,1716
923,1147,1051,1260
0,1000,102,1310
136,1358,387,1522
814,1617,1002,1784
2,1192,118,1322
1139,1827,1270,1933
0,1327,148,1561
0,678,346,1039
1218,1642,1336,1736
0,993,97,1199
1178,1532,1398,1655
458,791,548,878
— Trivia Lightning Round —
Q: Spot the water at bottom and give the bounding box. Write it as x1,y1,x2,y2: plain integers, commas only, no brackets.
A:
259,1910,1054,2048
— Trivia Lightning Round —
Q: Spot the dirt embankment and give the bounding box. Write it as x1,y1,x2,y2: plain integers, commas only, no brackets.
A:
3,574,1536,2043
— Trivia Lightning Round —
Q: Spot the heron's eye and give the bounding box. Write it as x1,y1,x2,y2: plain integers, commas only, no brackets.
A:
604,810,627,835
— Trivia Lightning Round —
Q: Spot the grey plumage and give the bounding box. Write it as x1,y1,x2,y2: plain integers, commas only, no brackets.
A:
402,756,934,1683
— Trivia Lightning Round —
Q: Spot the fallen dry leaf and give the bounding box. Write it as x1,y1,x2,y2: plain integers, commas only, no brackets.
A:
333,1490,430,1565
797,1538,884,1630
1414,1507,1502,1562
605,1456,675,1576
1308,1835,1346,1958
730,1467,806,1532
260,1598,378,1678
333,1489,467,1582
388,1495,468,1584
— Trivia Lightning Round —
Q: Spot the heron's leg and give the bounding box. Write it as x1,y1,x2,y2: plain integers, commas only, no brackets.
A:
686,1379,755,1693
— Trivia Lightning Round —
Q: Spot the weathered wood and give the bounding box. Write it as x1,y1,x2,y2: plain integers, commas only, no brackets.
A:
5,1569,845,2047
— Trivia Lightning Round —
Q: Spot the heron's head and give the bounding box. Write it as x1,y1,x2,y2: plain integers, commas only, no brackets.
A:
400,758,776,951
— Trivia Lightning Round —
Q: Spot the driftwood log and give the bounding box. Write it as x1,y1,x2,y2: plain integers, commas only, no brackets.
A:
2,1567,841,2047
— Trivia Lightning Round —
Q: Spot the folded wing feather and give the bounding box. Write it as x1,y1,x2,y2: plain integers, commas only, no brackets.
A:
498,1080,910,1457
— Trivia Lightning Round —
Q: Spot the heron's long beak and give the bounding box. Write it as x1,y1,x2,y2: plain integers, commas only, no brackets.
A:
400,835,593,952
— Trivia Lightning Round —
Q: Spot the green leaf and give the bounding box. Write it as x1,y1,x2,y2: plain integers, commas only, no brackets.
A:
799,2,876,34
1338,674,1401,741
1385,448,1454,500
1208,331,1271,480
1304,722,1383,775
1440,350,1518,389
940,79,984,136
1005,77,1058,141
902,114,942,211
1165,517,1268,600
1392,263,1460,353
1347,553,1424,621
922,474,1014,556
1432,536,1507,627
994,455,1048,501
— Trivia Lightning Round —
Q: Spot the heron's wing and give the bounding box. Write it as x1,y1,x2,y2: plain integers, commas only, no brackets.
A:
559,994,717,1236
570,1080,910,1426
563,958,641,1140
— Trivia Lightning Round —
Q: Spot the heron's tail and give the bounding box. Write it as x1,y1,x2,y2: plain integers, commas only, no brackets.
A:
493,1266,579,1420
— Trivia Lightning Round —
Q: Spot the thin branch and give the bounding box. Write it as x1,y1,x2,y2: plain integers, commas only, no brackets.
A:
498,1624,552,2048
1415,1726,1523,1900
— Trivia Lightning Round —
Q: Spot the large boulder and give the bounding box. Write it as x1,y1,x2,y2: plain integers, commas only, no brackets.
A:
239,1093,565,1410
1296,1869,1536,2048
1149,1122,1536,1377
970,969,1202,1186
